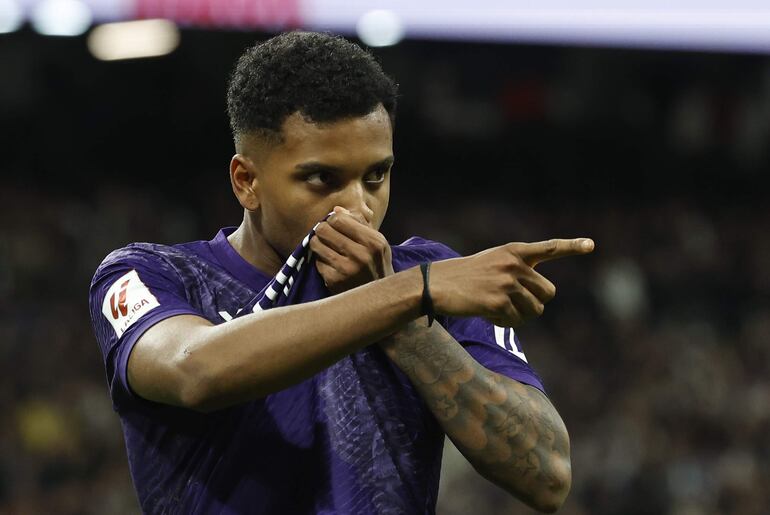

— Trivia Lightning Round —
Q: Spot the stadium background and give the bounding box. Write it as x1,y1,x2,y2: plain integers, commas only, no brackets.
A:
1,5,769,514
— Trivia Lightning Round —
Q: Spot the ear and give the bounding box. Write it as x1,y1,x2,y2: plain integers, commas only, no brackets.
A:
230,154,260,211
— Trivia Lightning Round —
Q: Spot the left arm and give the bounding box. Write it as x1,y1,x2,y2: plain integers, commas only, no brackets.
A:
309,207,589,512
379,319,571,513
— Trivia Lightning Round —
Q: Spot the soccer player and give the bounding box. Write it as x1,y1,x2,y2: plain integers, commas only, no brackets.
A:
89,31,593,514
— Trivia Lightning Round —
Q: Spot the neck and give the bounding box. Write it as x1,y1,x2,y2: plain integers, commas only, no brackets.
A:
227,212,284,277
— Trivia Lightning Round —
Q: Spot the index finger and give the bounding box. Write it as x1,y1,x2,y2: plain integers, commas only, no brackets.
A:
326,207,379,244
514,238,595,266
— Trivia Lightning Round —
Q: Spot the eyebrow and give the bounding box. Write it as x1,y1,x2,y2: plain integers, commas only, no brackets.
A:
294,156,394,174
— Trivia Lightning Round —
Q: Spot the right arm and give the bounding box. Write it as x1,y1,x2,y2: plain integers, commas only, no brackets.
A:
128,266,423,412
129,235,592,413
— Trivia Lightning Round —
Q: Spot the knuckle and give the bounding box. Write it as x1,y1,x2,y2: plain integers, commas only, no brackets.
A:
500,276,517,290
368,234,388,254
329,253,344,268
351,249,369,265
338,261,356,276
365,242,379,256
545,239,558,254
507,255,524,271
334,238,350,254
497,254,516,271
492,297,510,312
375,238,389,254
509,290,525,305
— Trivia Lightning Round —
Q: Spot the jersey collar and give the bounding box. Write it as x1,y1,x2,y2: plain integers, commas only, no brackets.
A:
208,227,271,288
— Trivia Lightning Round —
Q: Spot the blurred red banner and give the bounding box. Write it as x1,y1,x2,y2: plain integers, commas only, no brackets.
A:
135,0,301,29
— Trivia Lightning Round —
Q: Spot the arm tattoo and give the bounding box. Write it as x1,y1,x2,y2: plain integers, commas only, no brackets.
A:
380,319,570,503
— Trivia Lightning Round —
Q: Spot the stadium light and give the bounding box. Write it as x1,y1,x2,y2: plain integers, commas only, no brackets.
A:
31,0,92,36
0,0,23,34
356,9,404,47
88,19,180,61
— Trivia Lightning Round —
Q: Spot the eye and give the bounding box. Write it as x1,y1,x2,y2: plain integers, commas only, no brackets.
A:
364,169,388,184
306,171,335,187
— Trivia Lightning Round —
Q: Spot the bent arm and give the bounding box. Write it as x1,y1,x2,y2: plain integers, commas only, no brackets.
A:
380,320,571,513
128,234,592,417
128,267,422,412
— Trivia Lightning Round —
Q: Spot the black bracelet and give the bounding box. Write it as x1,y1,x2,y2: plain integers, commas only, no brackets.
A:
420,262,435,327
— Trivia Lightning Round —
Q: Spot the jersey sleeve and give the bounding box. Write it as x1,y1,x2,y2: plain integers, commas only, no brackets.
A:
89,245,203,409
392,237,546,393
440,316,545,392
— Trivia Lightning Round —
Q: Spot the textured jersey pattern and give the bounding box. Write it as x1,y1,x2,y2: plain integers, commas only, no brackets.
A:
89,228,542,514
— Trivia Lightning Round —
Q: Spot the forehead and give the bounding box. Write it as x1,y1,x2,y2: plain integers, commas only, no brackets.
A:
270,105,393,164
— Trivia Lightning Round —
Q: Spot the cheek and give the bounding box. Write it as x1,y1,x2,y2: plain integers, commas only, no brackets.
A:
370,185,391,230
259,200,306,254
262,195,332,251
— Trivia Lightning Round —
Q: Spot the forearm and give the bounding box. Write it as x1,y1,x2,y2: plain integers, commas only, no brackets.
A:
129,266,422,411
379,321,571,512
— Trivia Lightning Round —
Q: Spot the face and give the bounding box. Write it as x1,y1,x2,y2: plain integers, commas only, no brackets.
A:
234,104,394,261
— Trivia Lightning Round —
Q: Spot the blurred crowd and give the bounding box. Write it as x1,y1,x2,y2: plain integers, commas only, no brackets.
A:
3,25,770,515
427,198,770,515
1,182,767,514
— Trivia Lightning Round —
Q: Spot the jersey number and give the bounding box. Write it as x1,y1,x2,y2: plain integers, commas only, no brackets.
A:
493,326,528,363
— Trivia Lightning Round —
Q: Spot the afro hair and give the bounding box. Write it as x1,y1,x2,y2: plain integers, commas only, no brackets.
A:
226,31,398,143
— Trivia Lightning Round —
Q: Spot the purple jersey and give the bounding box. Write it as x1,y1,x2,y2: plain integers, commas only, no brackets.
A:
89,227,544,514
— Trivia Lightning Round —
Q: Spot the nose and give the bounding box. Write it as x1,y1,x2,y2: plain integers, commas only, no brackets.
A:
336,182,374,225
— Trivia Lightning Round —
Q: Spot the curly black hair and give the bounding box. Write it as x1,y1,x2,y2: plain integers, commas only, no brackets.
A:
226,31,398,144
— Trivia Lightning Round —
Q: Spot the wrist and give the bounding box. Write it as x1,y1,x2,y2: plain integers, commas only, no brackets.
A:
417,262,435,326
384,265,424,322
424,258,449,315
379,316,432,357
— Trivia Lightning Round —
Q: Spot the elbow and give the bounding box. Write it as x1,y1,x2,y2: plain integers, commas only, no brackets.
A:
173,342,268,413
177,378,217,413
524,456,572,513
173,347,222,413
530,487,570,513
487,453,571,513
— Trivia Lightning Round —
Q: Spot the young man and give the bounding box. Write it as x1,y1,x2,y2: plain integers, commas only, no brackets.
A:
89,31,593,514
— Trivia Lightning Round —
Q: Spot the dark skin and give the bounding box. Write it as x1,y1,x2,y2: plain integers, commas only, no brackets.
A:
127,104,593,512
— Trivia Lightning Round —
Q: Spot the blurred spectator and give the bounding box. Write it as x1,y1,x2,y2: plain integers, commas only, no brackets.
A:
1,184,768,514
2,30,769,515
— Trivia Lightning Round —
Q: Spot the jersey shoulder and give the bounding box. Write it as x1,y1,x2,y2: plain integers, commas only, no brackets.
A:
92,240,208,285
